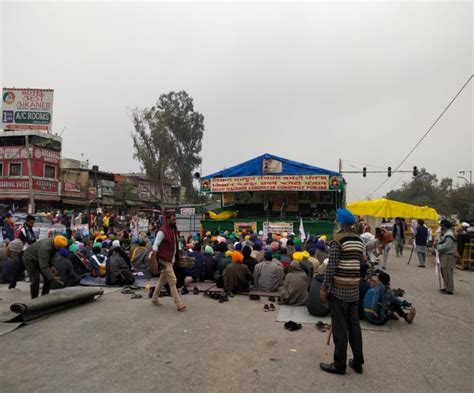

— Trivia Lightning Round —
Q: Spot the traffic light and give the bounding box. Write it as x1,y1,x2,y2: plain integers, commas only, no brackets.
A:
387,166,392,177
413,166,418,176
363,167,367,177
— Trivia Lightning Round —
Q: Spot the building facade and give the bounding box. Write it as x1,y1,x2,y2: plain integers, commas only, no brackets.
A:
0,130,62,211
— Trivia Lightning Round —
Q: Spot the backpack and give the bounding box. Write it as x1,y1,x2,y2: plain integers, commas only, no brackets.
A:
363,285,385,318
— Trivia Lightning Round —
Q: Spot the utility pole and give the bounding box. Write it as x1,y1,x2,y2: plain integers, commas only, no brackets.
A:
459,170,472,186
25,135,35,213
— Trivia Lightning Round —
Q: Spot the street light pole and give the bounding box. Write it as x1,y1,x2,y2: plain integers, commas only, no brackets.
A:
25,135,35,213
459,170,472,185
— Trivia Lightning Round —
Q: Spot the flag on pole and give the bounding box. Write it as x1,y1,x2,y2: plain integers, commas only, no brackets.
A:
299,218,306,242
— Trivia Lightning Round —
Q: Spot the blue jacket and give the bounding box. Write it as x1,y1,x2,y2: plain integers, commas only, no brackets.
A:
186,251,205,281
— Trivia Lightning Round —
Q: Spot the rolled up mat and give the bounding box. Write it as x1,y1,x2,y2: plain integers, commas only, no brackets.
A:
4,287,104,323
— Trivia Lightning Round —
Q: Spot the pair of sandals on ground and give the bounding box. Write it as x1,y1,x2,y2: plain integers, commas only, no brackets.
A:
262,295,280,312
121,285,142,299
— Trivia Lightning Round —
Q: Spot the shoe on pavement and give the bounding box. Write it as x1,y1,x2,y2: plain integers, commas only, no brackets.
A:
349,359,363,374
320,363,345,375
439,288,446,292
406,307,416,324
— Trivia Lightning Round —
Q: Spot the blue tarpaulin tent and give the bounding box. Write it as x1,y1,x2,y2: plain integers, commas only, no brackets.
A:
203,153,340,179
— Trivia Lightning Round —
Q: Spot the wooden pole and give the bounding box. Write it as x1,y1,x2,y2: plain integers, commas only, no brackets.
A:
326,327,332,345
407,240,415,265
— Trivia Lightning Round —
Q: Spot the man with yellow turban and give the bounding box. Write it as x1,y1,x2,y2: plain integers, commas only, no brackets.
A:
23,235,68,299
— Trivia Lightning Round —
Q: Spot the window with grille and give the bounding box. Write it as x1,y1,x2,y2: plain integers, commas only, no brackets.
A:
9,163,21,176
44,165,56,178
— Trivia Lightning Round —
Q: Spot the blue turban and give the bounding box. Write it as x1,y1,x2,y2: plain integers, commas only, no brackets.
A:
316,240,326,251
295,244,302,251
253,241,262,251
337,208,355,225
59,248,70,257
308,247,317,255
235,243,243,251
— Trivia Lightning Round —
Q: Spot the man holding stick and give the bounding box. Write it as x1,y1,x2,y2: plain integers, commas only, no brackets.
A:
319,208,365,375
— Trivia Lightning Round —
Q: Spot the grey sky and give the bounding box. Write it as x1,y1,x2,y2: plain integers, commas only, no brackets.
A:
1,1,472,202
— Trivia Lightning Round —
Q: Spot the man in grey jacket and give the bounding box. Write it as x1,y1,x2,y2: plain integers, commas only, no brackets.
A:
23,236,68,298
436,220,456,295
253,251,284,292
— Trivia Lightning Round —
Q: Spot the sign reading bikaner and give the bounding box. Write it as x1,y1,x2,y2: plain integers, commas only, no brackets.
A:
2,88,54,132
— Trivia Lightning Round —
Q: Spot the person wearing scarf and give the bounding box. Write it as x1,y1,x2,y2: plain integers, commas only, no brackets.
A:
223,251,252,293
281,261,310,306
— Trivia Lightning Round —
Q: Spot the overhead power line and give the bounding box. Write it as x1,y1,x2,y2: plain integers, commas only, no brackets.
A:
368,74,473,198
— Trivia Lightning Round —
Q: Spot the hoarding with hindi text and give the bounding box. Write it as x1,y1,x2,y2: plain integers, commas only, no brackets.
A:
202,175,343,193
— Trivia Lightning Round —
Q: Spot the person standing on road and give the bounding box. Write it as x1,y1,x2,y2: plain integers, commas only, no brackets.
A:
413,219,429,267
23,235,68,299
375,227,393,270
392,218,405,257
102,213,110,235
319,208,365,375
150,212,186,311
437,220,456,295
17,214,37,248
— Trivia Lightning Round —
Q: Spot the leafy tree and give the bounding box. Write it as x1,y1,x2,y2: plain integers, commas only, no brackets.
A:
450,185,474,220
131,91,204,203
131,109,176,203
385,168,473,219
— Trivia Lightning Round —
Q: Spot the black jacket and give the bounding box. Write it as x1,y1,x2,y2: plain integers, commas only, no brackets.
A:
415,225,428,246
392,223,405,240
52,256,81,289
307,275,330,317
18,224,36,245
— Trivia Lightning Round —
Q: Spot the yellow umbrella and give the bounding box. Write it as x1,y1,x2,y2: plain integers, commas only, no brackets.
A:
347,198,439,220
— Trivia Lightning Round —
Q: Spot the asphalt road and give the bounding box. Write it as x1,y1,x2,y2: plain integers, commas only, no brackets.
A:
0,250,472,393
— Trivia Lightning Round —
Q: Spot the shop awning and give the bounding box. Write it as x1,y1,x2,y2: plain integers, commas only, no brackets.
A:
62,198,90,206
0,193,61,201
347,198,439,220
125,200,144,206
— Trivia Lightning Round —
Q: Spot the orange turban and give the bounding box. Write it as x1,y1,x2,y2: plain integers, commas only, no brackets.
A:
232,251,244,263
